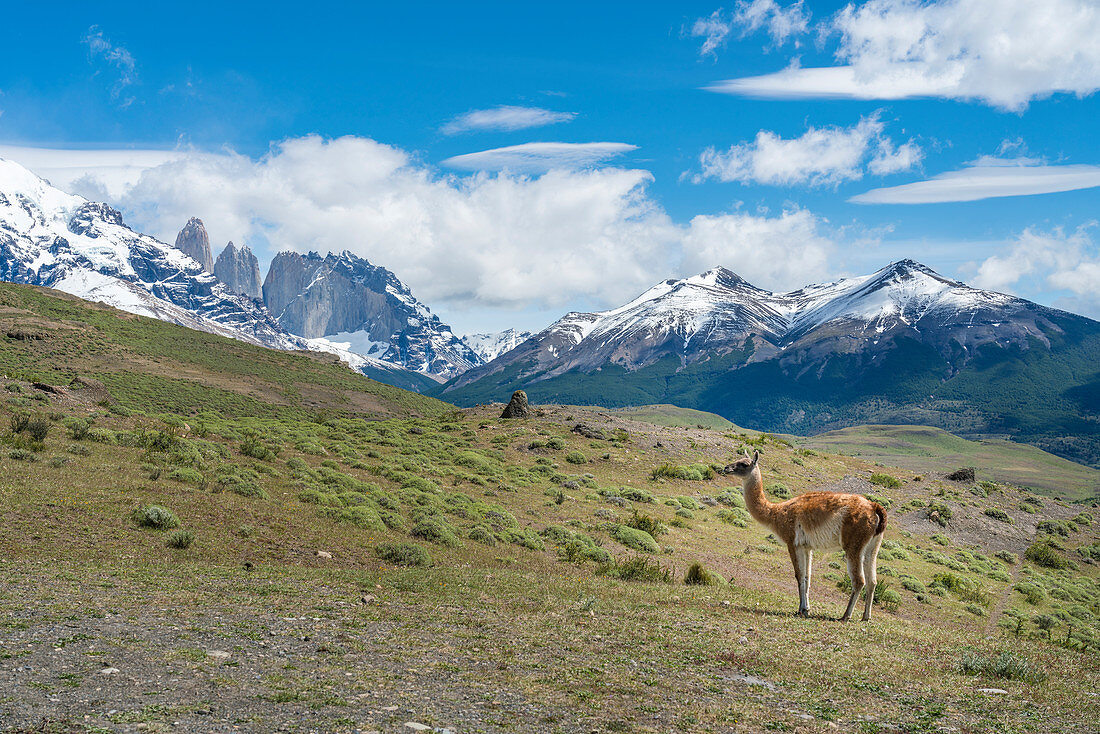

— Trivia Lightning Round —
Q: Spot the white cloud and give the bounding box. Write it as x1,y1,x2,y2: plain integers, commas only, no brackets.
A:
0,145,184,201
851,157,1100,204
695,113,920,186
441,142,638,173
83,26,137,106
441,106,576,135
2,136,674,311
971,224,1100,317
680,207,835,291
691,2,809,57
707,0,1100,110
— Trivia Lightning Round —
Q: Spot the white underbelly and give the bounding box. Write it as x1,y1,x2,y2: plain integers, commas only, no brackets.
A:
793,512,845,551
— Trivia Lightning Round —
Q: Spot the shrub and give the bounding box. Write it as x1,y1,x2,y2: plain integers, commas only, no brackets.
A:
63,417,90,440
995,550,1018,565
1025,541,1068,569
66,443,90,456
327,506,386,531
133,505,181,530
240,433,278,461
649,463,715,481
626,511,668,538
468,526,497,545
684,562,726,586
23,415,50,442
716,507,751,527
869,473,901,489
545,438,566,450
166,530,194,549
375,542,432,567
8,448,36,461
565,451,587,465
770,483,791,500
926,502,952,527
984,508,1013,524
609,524,660,553
167,467,204,484
958,652,1047,683
411,515,461,546
8,411,29,434
1036,520,1071,537
619,486,656,504
901,579,925,594
215,474,267,499
602,555,672,583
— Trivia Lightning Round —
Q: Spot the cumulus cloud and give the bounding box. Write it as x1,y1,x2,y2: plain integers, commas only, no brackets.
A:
441,142,638,173
680,207,834,291
971,224,1100,317
706,0,1100,110
695,113,920,187
441,106,576,135
83,26,137,106
851,157,1100,204
3,137,880,315
690,2,809,57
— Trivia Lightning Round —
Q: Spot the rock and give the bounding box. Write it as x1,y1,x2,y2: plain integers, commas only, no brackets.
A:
361,595,376,604
945,467,976,482
99,667,120,675
571,423,605,440
500,390,530,419
213,241,263,299
404,723,431,731
738,636,748,645
315,551,332,559
977,688,1008,694
261,250,480,379
700,496,718,506
206,650,230,660
31,381,67,396
174,217,214,272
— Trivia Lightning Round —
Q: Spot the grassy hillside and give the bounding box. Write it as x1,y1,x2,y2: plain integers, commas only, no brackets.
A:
610,404,735,430
0,284,1097,731
0,282,449,420
804,425,1100,502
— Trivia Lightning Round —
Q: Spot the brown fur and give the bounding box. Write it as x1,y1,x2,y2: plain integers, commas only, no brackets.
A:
725,450,887,621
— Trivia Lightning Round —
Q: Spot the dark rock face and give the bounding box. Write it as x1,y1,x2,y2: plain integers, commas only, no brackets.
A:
501,390,530,418
174,217,214,272
571,423,605,439
214,242,262,299
946,467,976,482
262,250,482,379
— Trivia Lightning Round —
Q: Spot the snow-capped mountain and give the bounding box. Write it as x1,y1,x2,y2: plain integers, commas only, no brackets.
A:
463,328,534,363
262,250,482,381
448,260,1060,385
0,157,299,350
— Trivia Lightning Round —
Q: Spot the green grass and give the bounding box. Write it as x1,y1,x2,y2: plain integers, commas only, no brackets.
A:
803,425,1100,500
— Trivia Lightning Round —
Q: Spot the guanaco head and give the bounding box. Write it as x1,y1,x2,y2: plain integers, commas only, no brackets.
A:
723,449,759,477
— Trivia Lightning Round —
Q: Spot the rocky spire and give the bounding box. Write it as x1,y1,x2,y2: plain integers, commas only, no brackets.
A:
213,241,262,299
174,217,214,272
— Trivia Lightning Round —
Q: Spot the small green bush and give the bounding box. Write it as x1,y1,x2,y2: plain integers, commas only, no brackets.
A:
1025,541,1068,569
684,562,726,586
626,511,667,538
411,515,461,546
926,502,952,527
166,467,203,484
133,505,181,530
716,507,751,527
166,530,194,549
869,473,901,489
995,550,1018,565
375,542,432,567
565,451,587,465
8,448,36,461
602,555,671,583
609,524,660,553
984,508,1013,524
958,651,1047,683
649,463,715,481
468,526,497,545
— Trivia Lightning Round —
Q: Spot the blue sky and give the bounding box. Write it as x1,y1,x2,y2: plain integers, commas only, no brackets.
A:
1,0,1098,333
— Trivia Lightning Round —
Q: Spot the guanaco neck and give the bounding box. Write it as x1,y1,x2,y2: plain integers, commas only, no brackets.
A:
741,466,776,526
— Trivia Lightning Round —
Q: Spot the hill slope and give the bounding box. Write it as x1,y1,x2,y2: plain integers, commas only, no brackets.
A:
0,281,449,419
0,294,1096,731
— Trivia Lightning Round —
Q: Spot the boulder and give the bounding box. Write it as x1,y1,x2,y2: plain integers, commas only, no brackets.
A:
945,467,976,482
500,390,530,418
571,423,605,440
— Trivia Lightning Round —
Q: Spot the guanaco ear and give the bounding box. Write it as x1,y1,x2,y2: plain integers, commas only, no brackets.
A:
751,450,759,465
742,448,750,458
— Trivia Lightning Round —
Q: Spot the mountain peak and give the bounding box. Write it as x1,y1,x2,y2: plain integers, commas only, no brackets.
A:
174,218,214,272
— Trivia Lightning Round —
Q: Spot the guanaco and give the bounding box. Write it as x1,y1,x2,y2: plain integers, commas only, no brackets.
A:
725,450,887,621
